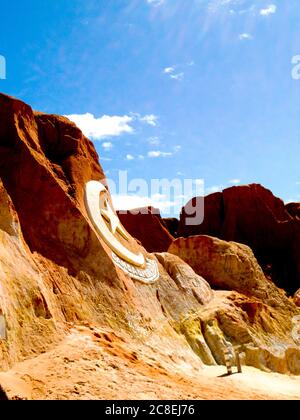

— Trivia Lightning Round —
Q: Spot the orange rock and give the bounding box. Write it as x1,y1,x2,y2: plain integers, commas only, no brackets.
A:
168,235,292,308
295,289,300,307
117,207,174,253
155,252,213,305
286,203,300,218
162,217,179,237
0,94,207,371
179,184,300,295
0,93,299,389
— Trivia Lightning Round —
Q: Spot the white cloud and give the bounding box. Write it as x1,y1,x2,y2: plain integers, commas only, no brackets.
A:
102,142,113,151
148,136,160,145
285,195,300,204
228,179,241,185
260,4,277,16
66,113,134,140
66,112,159,141
230,4,256,16
148,151,173,158
147,0,165,7
126,154,135,161
208,0,236,14
164,62,194,80
140,114,158,126
170,72,184,81
239,33,253,41
206,185,224,194
209,1,277,17
164,67,175,74
148,144,181,158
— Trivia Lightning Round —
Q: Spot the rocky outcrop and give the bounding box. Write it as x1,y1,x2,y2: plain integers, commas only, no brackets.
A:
117,207,174,253
0,93,299,390
0,384,8,400
168,235,290,307
168,235,300,374
286,203,300,219
162,217,179,237
179,290,300,375
155,253,213,306
295,289,300,307
0,180,63,370
178,185,300,294
0,94,208,373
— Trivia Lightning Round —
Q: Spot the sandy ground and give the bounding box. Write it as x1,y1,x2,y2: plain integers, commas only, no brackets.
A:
1,325,299,400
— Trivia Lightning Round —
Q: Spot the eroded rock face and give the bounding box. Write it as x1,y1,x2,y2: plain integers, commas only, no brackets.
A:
0,94,209,372
0,181,62,370
180,291,300,375
168,236,300,374
295,290,300,307
117,207,174,253
155,253,213,306
162,218,179,237
0,94,104,269
0,93,299,382
178,185,300,294
168,235,290,307
286,203,300,219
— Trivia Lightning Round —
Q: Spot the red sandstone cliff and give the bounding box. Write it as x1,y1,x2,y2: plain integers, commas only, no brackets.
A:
178,184,300,295
117,207,174,253
0,94,299,399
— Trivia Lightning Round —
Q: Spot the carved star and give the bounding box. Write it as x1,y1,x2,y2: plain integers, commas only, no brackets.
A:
101,198,129,240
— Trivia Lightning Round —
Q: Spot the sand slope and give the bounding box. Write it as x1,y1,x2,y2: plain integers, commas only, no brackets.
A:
1,325,299,400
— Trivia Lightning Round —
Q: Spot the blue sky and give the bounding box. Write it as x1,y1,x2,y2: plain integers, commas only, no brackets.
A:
1,0,300,215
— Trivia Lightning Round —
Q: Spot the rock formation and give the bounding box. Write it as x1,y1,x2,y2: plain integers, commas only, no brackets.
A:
0,94,299,399
286,203,300,219
0,94,213,373
178,184,300,294
162,217,179,237
295,289,300,307
117,207,174,253
155,253,213,306
168,235,300,374
0,384,8,400
168,235,289,305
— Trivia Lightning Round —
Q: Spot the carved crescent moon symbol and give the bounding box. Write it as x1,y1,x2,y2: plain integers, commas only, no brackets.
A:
85,180,145,268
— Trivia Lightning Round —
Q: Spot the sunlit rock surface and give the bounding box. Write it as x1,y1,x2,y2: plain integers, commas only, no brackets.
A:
0,93,299,399
178,184,300,295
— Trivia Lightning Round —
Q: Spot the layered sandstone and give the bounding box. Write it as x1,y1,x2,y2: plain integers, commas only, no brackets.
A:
168,235,290,306
0,94,212,373
286,203,300,219
0,94,299,399
168,236,300,374
162,217,179,237
178,185,300,294
295,289,300,307
117,207,174,253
